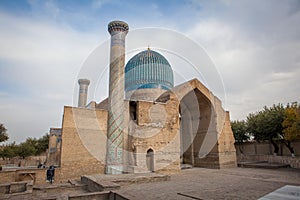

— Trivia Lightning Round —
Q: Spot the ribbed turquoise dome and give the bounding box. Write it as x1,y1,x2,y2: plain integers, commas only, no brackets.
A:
125,49,174,92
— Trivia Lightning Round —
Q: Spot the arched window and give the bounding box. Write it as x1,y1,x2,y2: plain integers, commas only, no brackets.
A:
146,149,154,172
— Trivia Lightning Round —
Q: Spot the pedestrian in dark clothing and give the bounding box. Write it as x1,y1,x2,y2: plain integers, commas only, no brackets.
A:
46,165,55,184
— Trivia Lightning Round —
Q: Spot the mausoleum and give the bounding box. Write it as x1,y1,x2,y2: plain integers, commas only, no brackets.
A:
49,20,236,181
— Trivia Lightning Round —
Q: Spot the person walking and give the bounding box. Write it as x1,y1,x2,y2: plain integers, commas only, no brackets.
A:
46,165,55,184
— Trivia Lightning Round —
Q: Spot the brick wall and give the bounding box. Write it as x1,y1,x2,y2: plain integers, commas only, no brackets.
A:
0,168,46,185
0,155,46,167
238,154,300,169
0,171,15,184
235,140,300,156
59,106,107,182
128,98,181,174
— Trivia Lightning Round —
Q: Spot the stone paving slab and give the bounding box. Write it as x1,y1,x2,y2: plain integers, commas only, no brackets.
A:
116,168,300,200
259,185,300,200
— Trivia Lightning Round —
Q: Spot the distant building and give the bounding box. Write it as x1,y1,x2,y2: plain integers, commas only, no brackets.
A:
46,128,61,166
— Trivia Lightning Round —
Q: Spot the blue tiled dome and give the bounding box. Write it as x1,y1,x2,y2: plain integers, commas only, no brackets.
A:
125,49,174,92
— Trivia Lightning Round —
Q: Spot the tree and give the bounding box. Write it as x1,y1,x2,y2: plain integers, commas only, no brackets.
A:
17,141,37,159
20,134,49,156
231,120,250,154
283,102,300,140
0,123,9,143
0,142,17,159
231,120,249,142
35,134,49,155
247,104,285,155
0,134,49,159
282,102,300,155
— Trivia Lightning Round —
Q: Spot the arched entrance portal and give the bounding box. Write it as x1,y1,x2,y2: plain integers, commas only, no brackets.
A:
180,88,218,168
146,149,154,172
157,79,236,169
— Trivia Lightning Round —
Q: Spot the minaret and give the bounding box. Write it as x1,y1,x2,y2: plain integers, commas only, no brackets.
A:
78,79,90,108
106,20,129,174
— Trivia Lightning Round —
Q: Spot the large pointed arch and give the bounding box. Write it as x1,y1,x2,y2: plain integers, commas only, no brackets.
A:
157,78,237,169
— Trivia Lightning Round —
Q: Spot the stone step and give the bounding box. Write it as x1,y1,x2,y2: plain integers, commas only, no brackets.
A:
238,161,290,169
81,173,170,192
181,164,193,169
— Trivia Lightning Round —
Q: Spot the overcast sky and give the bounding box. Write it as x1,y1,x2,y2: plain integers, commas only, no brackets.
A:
0,0,299,143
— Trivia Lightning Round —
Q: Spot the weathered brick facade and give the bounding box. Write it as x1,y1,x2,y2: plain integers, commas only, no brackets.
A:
59,106,107,182
57,78,236,181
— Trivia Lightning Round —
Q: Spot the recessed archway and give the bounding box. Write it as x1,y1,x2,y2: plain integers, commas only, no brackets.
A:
180,88,217,168
157,78,236,169
146,149,154,172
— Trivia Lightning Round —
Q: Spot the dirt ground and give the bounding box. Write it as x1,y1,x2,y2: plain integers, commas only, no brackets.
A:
116,167,300,200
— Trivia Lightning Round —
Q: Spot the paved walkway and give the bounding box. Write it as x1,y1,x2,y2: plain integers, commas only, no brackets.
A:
3,167,300,199
259,185,300,200
116,167,300,200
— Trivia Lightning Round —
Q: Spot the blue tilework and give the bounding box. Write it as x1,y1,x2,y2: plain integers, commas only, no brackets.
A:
125,50,174,92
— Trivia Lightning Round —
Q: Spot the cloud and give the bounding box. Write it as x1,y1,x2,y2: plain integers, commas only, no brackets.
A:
186,0,300,119
92,0,112,9
0,11,103,142
1,0,300,142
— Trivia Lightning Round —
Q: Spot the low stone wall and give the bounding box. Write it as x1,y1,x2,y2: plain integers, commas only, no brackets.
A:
235,140,300,169
0,168,47,185
81,176,120,192
0,155,46,167
0,181,32,195
32,182,87,199
238,154,300,169
0,170,16,184
235,140,300,156
68,191,129,200
68,191,110,200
